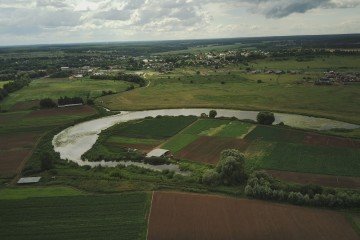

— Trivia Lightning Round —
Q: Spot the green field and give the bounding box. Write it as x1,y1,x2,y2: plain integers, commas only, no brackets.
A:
98,56,360,124
0,107,96,134
163,119,254,153
262,142,360,177
245,125,306,143
111,116,197,139
107,136,162,146
0,192,151,240
162,134,199,153
1,78,132,110
182,119,231,135
214,121,254,138
0,186,84,200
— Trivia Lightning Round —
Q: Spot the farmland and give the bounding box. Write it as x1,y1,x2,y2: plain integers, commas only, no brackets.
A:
0,192,151,240
0,186,84,200
148,191,359,240
0,105,97,180
244,125,360,177
1,78,132,110
0,35,359,239
98,55,360,124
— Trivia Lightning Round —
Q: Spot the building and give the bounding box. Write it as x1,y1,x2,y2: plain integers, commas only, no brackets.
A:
17,177,41,184
61,67,70,71
146,149,170,158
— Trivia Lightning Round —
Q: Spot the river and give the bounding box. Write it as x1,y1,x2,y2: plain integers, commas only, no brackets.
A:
52,108,359,171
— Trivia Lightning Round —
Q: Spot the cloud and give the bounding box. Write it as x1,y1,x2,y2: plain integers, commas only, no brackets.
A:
0,0,359,45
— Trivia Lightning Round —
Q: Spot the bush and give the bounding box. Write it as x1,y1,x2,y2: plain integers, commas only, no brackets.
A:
40,153,54,171
202,169,220,186
209,110,217,118
58,96,84,106
256,111,275,125
87,99,95,105
39,98,57,108
245,171,360,208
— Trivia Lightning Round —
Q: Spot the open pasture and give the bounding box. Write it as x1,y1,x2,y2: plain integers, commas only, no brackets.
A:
0,192,151,240
148,191,359,240
176,136,249,164
98,58,360,124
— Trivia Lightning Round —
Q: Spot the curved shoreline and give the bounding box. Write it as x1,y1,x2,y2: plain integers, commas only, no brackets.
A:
53,108,359,168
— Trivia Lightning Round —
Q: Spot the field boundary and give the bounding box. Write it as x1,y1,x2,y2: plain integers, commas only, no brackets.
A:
158,119,200,149
146,191,155,240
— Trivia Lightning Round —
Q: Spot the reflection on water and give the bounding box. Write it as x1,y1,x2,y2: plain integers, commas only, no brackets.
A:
53,108,359,171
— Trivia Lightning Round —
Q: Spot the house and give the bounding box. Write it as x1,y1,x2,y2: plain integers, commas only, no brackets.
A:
61,67,70,71
146,149,170,158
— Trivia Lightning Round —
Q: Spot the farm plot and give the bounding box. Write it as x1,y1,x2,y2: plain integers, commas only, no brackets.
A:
266,170,360,190
0,186,84,200
176,136,249,164
163,119,254,153
106,136,162,153
0,106,97,178
303,132,360,149
111,116,197,139
148,191,359,240
0,192,151,240
245,125,306,143
264,142,360,177
0,131,43,177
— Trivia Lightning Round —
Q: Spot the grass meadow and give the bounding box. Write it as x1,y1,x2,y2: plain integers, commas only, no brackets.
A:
98,56,360,124
1,78,132,110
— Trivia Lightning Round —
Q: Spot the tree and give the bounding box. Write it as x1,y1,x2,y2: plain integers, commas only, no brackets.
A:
39,98,57,108
209,110,217,118
213,149,246,185
202,169,220,186
256,111,275,125
41,152,54,171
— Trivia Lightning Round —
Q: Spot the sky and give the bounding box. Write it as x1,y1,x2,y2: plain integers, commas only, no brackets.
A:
0,0,359,46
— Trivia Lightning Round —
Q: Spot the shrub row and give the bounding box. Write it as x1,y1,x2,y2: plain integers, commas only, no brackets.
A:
245,171,360,208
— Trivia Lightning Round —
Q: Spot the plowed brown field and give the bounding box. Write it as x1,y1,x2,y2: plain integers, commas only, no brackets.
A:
148,191,359,240
303,133,360,148
176,136,248,164
0,150,30,176
266,170,360,190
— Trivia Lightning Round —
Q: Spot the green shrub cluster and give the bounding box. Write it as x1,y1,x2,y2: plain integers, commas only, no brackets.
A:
245,171,360,208
202,149,246,186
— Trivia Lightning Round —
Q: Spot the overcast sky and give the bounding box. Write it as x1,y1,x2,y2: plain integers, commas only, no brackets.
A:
0,0,359,46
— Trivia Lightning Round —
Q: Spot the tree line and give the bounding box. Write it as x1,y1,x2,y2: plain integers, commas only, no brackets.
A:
90,73,147,87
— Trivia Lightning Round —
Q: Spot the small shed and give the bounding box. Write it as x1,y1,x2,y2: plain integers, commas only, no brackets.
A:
146,149,170,158
17,177,41,184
